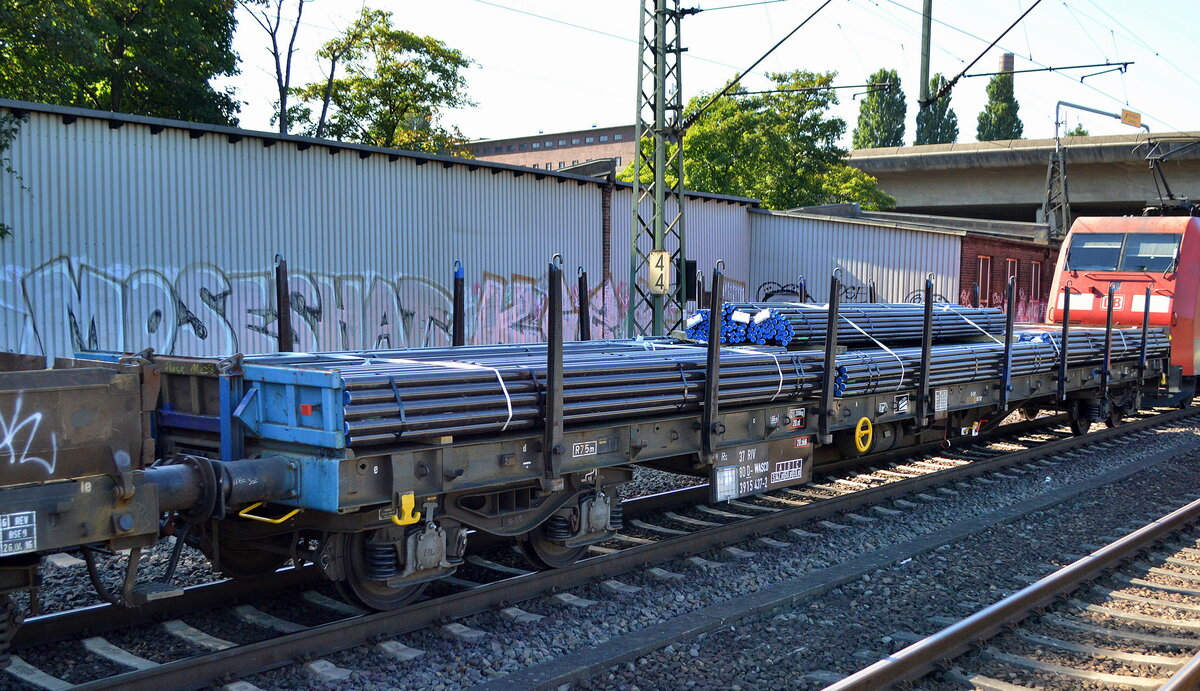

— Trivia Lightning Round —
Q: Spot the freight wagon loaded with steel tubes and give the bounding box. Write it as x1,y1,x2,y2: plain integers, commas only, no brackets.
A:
0,255,1185,660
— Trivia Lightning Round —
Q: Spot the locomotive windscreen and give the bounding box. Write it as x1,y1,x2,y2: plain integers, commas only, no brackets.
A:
1065,232,1181,273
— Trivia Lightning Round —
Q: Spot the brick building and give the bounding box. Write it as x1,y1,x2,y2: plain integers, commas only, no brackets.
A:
959,234,1058,322
850,209,1058,322
469,125,636,172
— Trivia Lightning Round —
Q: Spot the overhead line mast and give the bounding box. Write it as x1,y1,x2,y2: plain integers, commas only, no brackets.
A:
627,0,832,337
627,0,692,338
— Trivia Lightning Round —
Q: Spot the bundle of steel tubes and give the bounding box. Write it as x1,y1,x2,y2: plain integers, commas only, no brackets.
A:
335,342,827,446
685,306,795,345
834,328,1170,397
271,324,1169,447
687,302,1007,347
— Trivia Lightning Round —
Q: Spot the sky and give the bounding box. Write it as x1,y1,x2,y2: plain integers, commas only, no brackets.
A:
215,0,1200,147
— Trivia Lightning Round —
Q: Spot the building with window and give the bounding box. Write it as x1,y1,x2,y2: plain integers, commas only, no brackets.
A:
468,125,636,172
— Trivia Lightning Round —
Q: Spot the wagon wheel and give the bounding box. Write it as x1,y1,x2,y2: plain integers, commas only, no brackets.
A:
1104,406,1123,428
1069,417,1090,436
518,523,587,570
334,531,426,611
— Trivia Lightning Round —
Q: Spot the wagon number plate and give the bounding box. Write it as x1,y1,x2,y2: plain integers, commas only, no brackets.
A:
712,437,813,502
0,511,37,556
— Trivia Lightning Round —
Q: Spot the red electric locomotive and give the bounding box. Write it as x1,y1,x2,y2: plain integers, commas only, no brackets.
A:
1047,215,1200,402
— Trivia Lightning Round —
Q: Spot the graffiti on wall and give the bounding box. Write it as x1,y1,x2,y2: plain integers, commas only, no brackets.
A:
0,394,56,476
1,257,747,358
958,287,1047,324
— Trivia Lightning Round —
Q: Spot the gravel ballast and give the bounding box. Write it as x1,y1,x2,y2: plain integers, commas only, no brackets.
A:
581,429,1200,690
226,420,1200,690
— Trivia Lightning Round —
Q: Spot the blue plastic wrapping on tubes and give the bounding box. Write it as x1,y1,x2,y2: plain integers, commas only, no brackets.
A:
685,302,1008,347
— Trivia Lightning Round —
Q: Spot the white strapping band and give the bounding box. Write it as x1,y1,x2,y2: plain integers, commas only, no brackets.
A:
939,304,1004,345
729,347,785,401
376,357,515,431
838,313,907,392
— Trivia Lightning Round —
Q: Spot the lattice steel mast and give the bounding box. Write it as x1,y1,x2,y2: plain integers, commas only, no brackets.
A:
627,0,691,337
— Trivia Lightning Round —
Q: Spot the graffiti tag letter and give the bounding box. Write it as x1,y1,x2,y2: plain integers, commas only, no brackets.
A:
0,396,57,475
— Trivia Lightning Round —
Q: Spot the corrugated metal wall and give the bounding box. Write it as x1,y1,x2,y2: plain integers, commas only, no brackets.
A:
609,193,754,329
0,107,971,361
0,111,606,359
748,210,962,303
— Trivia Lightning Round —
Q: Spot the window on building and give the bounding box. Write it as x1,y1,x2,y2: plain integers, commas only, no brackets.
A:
614,157,621,167
558,162,565,168
545,163,552,170
1006,258,1018,285
506,145,514,152
494,146,502,153
518,143,526,151
600,135,609,142
977,256,992,306
614,133,624,140
585,136,594,143
572,160,578,165
559,139,566,146
545,141,553,147
532,142,540,149
1030,261,1042,301
571,138,580,144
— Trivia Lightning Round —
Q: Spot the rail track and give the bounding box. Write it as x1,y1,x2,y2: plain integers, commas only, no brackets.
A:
3,406,1194,691
828,491,1200,689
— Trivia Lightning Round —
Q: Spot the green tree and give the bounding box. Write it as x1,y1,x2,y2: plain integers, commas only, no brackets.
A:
1065,123,1089,137
976,72,1023,141
0,0,241,125
914,73,958,145
0,112,24,239
821,164,896,209
851,68,905,149
292,8,473,154
621,71,893,211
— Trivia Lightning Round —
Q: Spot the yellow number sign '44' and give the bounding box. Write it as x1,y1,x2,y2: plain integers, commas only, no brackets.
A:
648,250,671,295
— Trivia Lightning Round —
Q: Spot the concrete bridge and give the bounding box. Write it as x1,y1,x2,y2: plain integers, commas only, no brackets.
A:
848,132,1200,222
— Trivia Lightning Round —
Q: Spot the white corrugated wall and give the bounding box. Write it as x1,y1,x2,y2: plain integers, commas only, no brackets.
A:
0,107,968,360
609,192,754,333
0,111,607,358
748,210,962,303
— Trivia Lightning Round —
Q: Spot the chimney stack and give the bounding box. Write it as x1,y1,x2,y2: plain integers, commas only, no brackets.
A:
999,52,1015,73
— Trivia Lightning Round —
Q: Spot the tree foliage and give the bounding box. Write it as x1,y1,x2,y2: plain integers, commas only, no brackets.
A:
851,68,905,149
0,112,24,239
0,0,241,125
291,8,473,154
976,72,1023,141
914,73,958,145
621,71,893,211
1065,123,1089,137
820,164,896,210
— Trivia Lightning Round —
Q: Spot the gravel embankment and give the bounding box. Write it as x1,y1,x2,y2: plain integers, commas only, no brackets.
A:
232,420,1200,690
583,428,1200,690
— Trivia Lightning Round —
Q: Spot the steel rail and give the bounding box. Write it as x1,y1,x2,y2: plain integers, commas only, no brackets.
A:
13,413,1070,652
1162,649,1200,690
826,471,1200,689
13,567,319,649
73,406,1200,691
